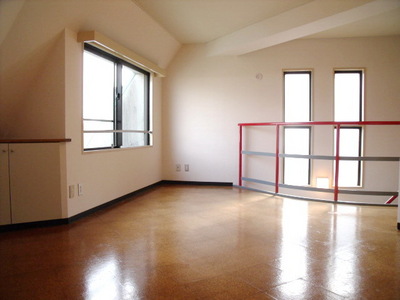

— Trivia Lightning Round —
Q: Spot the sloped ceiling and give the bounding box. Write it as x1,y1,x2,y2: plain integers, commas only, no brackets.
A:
133,0,313,43
0,0,26,46
132,0,400,55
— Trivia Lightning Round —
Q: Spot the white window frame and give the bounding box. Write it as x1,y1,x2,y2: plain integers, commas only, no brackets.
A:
283,71,312,186
82,44,152,151
334,70,364,187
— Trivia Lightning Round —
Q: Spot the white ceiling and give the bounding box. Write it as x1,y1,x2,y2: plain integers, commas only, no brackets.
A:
133,0,313,43
132,0,400,55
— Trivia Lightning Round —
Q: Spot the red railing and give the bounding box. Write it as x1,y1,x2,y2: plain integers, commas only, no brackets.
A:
238,121,400,204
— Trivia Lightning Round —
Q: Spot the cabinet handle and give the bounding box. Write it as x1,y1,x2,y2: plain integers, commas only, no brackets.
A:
1,150,6,153
10,149,14,153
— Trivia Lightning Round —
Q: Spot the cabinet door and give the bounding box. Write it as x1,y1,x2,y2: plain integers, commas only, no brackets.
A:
0,144,11,225
9,143,62,223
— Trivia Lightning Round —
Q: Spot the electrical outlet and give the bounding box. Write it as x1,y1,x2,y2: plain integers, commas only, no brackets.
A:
176,164,181,172
184,164,189,172
78,184,83,196
69,185,75,198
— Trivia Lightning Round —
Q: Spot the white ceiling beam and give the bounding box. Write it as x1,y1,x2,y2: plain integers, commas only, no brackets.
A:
207,0,400,56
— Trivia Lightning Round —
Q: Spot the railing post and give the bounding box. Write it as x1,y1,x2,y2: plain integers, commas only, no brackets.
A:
334,124,341,201
385,195,398,204
239,125,243,187
275,125,280,194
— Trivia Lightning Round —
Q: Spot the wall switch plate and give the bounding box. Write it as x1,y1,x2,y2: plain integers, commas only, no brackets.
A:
184,164,189,172
69,185,75,198
78,184,83,196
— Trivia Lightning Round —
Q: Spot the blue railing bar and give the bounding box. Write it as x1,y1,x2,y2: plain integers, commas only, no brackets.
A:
242,177,275,186
242,151,276,157
235,185,397,207
280,183,334,193
241,177,397,196
339,156,400,161
84,130,153,134
242,150,400,161
337,190,398,196
242,178,335,193
283,154,335,160
242,151,335,160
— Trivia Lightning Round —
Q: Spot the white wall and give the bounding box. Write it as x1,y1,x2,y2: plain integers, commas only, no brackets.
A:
163,36,400,203
65,29,168,217
0,0,181,217
2,0,399,214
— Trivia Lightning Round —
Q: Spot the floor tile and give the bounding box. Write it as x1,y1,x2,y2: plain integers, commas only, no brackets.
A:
0,185,399,299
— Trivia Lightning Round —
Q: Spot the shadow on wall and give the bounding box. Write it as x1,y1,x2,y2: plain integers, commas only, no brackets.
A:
0,31,65,138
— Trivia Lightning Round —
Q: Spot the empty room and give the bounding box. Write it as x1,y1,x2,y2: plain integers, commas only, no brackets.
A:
1,0,400,299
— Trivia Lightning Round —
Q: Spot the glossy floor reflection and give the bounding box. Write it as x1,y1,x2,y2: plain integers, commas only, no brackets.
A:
1,185,399,299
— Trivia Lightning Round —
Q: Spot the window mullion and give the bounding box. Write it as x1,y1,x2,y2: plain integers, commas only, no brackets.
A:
115,62,123,148
357,127,363,186
144,74,150,145
359,71,363,122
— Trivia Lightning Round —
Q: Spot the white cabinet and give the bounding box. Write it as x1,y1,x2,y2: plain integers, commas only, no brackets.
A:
0,143,63,225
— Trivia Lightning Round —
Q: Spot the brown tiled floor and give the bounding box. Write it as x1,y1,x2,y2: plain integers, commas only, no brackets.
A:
0,185,399,299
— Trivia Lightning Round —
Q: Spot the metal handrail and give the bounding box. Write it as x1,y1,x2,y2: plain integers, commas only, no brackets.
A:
238,121,400,204
83,130,152,134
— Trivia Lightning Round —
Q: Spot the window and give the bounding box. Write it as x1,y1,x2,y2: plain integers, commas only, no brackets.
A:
334,70,364,186
283,71,311,185
83,44,151,151
284,127,311,186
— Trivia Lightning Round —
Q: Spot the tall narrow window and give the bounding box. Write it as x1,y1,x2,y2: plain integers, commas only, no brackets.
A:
334,70,364,186
283,71,311,185
83,44,151,151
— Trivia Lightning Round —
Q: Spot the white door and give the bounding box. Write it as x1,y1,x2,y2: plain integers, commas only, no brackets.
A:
9,143,62,223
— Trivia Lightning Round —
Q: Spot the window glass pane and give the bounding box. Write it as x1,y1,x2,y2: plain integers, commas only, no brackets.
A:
284,128,310,185
284,73,310,122
285,128,309,155
336,128,360,156
83,120,113,131
334,128,361,187
121,132,149,148
284,158,309,186
337,161,359,187
122,65,146,131
121,65,148,147
83,51,114,121
334,73,361,122
84,133,114,149
83,120,114,149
